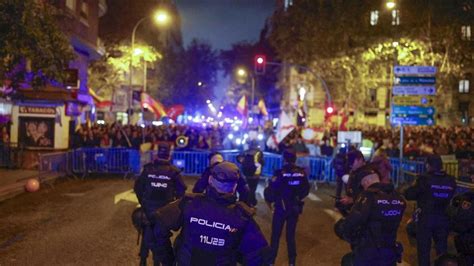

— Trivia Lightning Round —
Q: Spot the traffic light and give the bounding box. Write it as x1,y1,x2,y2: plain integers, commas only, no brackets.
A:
254,55,266,75
326,106,334,115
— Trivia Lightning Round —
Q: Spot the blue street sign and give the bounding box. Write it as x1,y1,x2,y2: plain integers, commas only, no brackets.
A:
395,76,436,85
392,86,436,95
392,105,436,116
394,66,437,76
391,115,435,126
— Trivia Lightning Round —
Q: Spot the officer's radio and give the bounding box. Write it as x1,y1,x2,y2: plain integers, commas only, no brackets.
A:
176,136,188,148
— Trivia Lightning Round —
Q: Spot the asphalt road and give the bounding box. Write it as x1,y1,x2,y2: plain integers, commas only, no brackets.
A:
0,176,455,266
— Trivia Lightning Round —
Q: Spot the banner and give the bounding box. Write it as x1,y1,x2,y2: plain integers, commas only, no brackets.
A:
111,86,129,112
19,117,55,148
141,92,167,118
167,105,185,121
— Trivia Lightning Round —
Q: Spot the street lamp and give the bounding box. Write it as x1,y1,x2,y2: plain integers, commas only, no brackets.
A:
128,9,171,125
386,0,396,10
235,67,256,114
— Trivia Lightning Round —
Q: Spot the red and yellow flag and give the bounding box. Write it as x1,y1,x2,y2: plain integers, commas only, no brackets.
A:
236,95,247,116
258,98,268,116
141,92,167,118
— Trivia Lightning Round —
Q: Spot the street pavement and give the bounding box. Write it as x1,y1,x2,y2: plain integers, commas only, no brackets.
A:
0,176,456,265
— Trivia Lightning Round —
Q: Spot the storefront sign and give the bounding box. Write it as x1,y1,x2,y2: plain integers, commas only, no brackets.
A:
19,106,56,115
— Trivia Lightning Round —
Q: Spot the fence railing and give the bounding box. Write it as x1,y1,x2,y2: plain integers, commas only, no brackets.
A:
0,142,23,168
38,148,471,190
38,152,71,182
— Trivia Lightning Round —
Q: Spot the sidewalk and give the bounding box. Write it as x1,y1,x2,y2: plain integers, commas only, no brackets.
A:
0,169,38,201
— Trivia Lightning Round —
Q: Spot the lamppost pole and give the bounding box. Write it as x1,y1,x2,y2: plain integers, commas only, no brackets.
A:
128,16,148,125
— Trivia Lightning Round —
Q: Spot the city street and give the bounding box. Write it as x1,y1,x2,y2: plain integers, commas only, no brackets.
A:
0,176,450,266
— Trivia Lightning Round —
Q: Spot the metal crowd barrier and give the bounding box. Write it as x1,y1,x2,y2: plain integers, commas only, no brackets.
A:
38,152,71,182
66,148,472,191
0,142,22,168
71,148,140,176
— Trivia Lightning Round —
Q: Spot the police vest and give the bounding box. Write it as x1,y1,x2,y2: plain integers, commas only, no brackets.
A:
176,195,253,265
363,187,406,248
143,163,180,205
419,173,456,215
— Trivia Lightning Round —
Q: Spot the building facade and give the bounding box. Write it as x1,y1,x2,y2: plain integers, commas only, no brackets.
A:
272,0,473,127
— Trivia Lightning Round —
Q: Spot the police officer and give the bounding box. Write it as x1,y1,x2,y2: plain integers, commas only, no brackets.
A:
193,152,250,203
264,149,310,265
153,161,271,265
333,147,348,200
404,154,457,266
240,148,264,207
338,150,376,216
134,143,187,266
335,168,406,266
449,188,474,266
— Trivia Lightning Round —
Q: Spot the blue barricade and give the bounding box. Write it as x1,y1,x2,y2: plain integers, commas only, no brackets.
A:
389,158,426,184
262,152,282,177
71,148,140,175
172,151,210,176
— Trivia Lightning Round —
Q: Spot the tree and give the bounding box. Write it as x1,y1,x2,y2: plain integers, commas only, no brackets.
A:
269,0,473,125
0,0,74,89
166,39,219,109
88,43,162,100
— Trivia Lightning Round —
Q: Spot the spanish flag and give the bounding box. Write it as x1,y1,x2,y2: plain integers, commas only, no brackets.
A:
258,98,268,116
236,95,247,116
141,92,167,118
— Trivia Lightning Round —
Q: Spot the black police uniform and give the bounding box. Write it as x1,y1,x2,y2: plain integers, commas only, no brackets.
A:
404,170,457,266
449,191,474,266
333,150,348,198
193,162,250,204
153,162,271,266
134,158,187,265
336,182,406,266
264,162,310,265
240,149,264,206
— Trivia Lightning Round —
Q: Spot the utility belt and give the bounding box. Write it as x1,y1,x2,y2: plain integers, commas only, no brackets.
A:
354,240,403,263
278,199,304,215
455,231,474,255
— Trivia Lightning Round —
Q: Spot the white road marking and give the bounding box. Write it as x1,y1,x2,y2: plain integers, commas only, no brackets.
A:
323,208,343,222
307,193,322,202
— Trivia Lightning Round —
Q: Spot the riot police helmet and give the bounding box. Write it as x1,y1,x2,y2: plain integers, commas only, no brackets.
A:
209,152,224,166
157,142,172,160
283,149,297,164
426,154,443,172
209,161,240,194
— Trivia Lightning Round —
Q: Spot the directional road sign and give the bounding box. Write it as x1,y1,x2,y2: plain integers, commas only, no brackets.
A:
393,95,435,106
392,105,436,116
395,76,436,85
394,66,437,76
391,115,435,126
392,86,436,95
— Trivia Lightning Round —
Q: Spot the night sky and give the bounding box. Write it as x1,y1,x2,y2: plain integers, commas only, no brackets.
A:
175,0,275,100
176,0,275,50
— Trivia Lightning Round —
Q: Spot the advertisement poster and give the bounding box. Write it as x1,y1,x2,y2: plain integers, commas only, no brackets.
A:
19,117,55,148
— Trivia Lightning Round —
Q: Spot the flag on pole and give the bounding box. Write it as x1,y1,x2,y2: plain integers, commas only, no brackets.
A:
258,98,268,116
141,92,167,118
266,111,295,148
236,95,248,116
167,105,185,121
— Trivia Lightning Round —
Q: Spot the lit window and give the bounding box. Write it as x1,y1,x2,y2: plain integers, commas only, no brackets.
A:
66,0,76,10
459,80,470,93
462,25,471,40
370,10,379,26
392,9,400,25
80,2,89,20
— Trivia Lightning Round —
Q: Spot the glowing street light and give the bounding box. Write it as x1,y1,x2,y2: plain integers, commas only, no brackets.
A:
386,1,396,10
153,10,171,26
237,68,247,77
133,47,144,56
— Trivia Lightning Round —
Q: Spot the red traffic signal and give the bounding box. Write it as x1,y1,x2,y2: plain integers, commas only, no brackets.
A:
254,55,266,75
326,106,334,114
